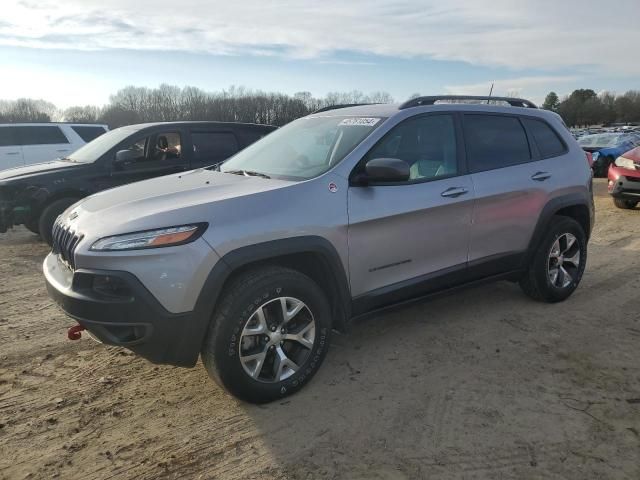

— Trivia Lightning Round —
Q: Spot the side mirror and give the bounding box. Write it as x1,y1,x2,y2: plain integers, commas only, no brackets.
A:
114,149,137,165
364,157,410,183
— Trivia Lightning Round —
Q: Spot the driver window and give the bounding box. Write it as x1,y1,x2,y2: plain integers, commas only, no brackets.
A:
365,114,457,181
117,137,147,164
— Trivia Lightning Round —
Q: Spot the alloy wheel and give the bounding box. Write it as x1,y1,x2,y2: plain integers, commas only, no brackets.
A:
547,233,581,288
239,297,316,382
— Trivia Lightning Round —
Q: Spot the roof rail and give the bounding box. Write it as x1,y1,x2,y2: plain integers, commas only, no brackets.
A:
312,103,377,114
399,95,538,110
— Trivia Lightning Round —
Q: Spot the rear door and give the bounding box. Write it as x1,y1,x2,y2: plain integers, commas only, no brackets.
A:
463,113,564,272
348,113,474,303
0,127,23,170
18,126,73,165
189,130,240,168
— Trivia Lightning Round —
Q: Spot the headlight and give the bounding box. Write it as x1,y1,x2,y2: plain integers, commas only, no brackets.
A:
614,157,636,170
90,224,207,251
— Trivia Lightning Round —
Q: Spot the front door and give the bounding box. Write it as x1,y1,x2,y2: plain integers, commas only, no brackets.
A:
108,130,188,188
348,114,474,305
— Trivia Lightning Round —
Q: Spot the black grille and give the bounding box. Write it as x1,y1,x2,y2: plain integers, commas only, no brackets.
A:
51,221,82,270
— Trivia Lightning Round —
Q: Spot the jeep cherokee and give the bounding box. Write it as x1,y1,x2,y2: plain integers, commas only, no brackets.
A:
44,96,594,403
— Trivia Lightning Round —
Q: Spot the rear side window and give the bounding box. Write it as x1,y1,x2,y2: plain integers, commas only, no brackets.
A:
72,126,107,143
18,126,69,145
464,115,530,172
0,127,19,146
522,118,566,158
191,132,239,165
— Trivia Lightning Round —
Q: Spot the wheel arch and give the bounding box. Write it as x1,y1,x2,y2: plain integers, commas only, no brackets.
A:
194,237,352,338
526,193,593,264
30,188,86,221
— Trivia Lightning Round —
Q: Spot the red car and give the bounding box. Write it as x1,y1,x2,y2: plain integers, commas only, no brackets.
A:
608,146,640,209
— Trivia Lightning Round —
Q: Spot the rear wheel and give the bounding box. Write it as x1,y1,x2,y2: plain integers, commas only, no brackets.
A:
594,156,613,177
613,198,638,209
201,266,332,403
520,216,587,303
38,198,78,246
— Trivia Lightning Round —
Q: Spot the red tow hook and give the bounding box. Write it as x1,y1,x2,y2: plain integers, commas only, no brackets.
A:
68,324,86,340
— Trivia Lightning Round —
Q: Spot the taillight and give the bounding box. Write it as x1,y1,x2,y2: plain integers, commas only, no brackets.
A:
585,151,593,167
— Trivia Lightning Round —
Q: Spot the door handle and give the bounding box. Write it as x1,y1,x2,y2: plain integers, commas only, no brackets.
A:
57,149,70,152
531,171,551,181
6,152,20,155
441,187,469,198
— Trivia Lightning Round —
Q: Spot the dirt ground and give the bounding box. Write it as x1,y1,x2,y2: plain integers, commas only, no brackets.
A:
0,179,638,480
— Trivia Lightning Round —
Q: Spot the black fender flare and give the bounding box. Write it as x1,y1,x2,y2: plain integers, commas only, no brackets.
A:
188,236,352,356
525,192,593,265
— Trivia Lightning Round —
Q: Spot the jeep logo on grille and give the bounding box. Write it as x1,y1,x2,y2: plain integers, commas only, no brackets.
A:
68,211,79,221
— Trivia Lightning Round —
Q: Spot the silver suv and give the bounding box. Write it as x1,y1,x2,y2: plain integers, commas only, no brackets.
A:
44,96,594,403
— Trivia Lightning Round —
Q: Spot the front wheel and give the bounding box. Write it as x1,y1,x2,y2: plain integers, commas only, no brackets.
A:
201,266,332,403
613,198,638,209
38,198,78,246
520,216,587,303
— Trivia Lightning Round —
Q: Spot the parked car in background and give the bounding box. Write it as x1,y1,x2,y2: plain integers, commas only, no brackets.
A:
0,123,108,171
608,146,640,209
578,132,640,177
0,121,276,244
43,96,594,403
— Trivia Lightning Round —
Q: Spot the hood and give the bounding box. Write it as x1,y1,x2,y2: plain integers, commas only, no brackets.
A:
620,146,640,163
65,168,292,237
0,159,81,182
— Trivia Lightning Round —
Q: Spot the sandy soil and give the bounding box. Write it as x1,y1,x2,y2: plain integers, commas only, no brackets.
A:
0,179,639,480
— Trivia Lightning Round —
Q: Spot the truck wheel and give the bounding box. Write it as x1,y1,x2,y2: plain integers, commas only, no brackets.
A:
24,218,39,235
38,198,78,246
520,216,587,303
201,266,332,403
613,198,638,209
594,156,612,177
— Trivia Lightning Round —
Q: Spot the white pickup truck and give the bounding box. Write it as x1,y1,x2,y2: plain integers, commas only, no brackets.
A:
0,123,108,171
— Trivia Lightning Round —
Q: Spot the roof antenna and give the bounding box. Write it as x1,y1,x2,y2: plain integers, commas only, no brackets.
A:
487,83,494,104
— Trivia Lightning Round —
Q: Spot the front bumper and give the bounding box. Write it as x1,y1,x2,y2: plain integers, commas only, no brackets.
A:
43,252,211,367
608,166,640,201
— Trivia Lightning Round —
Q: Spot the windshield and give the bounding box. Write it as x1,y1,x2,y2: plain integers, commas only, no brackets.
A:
578,134,627,148
66,127,138,163
220,116,384,180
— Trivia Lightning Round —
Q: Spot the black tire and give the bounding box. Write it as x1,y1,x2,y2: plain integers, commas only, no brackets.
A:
519,216,587,303
37,198,78,246
594,156,613,177
24,218,39,235
613,198,638,210
201,266,332,403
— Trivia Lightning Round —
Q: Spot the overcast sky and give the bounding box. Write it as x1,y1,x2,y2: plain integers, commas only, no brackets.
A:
1,0,638,107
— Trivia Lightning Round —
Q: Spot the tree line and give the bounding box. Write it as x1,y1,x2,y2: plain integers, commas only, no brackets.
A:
542,89,640,127
0,85,394,128
2,84,638,129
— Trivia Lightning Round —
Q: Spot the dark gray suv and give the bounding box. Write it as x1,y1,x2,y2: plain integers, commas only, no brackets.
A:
44,96,594,403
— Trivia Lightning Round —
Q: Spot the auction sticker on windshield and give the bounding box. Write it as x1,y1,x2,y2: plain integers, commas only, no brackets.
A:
338,118,381,127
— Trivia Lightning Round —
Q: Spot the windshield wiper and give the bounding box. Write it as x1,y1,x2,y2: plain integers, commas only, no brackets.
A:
224,169,271,179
